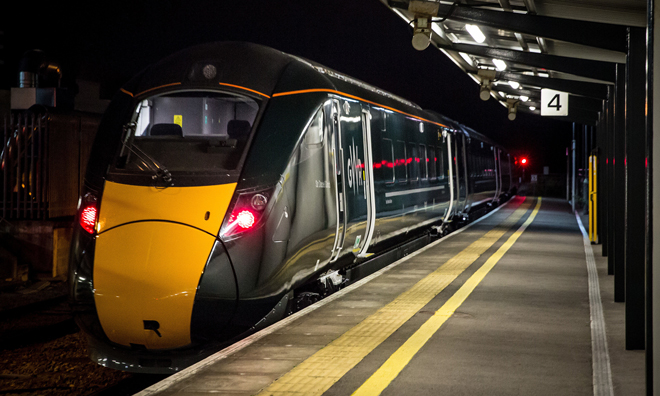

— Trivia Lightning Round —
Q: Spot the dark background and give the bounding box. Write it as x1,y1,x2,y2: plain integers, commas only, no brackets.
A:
1,0,576,175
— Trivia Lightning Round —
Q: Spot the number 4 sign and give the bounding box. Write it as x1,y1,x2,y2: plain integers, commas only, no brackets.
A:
541,89,569,116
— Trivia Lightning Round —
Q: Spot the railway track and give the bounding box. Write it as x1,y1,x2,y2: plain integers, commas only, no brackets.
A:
0,281,165,395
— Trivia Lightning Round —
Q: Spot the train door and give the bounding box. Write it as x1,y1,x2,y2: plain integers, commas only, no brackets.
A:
443,130,455,226
493,148,501,203
337,99,373,257
454,133,468,214
328,100,345,262
357,108,376,257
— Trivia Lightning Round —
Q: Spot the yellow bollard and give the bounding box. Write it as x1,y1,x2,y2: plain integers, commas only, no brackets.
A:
589,155,598,243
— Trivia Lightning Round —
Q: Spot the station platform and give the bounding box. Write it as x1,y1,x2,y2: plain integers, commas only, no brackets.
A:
136,196,644,396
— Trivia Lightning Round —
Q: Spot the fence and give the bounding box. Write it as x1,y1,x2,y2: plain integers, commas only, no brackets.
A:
2,112,49,219
1,110,100,220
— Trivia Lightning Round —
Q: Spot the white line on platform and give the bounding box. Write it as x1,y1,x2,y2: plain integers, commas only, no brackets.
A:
134,198,515,396
575,212,614,396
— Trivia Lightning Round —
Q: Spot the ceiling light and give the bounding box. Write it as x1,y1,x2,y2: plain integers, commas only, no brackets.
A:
492,59,507,71
509,81,520,89
529,106,537,111
465,24,486,43
459,52,473,66
520,96,529,102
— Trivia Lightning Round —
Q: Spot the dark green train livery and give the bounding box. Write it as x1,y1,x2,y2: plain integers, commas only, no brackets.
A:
68,42,514,373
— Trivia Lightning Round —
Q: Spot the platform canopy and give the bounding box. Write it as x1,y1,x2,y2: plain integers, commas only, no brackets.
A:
380,0,646,125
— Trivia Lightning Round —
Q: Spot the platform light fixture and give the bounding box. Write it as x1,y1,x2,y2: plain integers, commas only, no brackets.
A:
509,81,520,89
492,59,507,71
465,24,486,43
520,96,529,102
529,106,537,111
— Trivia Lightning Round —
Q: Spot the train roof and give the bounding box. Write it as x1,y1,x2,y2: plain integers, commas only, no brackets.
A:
458,124,502,149
121,42,432,118
120,41,502,148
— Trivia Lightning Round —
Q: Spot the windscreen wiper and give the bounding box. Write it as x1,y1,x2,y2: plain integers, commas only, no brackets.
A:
118,122,173,187
127,143,173,187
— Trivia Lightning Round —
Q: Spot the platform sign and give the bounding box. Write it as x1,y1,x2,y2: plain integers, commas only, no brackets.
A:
541,89,569,116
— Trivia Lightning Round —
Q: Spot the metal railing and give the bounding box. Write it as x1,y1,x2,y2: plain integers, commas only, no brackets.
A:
2,112,49,220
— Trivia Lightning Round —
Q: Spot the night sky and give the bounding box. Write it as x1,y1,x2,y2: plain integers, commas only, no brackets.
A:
2,0,577,174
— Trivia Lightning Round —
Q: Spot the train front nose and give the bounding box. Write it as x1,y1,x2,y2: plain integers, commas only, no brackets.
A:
92,181,236,350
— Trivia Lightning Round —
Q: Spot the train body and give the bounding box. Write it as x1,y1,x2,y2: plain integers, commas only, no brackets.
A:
68,42,514,373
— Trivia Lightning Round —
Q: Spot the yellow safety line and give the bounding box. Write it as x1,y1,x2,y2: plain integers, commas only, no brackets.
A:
353,197,542,396
257,197,533,396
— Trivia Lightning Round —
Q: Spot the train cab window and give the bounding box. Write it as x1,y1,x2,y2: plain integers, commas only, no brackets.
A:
380,138,395,184
407,143,419,182
419,144,428,180
303,110,324,147
297,109,325,165
116,91,261,178
394,140,407,183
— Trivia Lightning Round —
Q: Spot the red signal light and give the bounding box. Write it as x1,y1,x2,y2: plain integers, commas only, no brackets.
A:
521,158,528,165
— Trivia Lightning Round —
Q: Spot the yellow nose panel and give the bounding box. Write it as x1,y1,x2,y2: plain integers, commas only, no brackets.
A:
94,221,216,349
93,181,237,350
96,181,237,235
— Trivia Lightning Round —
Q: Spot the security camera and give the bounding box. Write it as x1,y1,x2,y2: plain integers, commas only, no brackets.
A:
477,69,497,102
479,85,491,101
506,99,519,121
412,17,431,51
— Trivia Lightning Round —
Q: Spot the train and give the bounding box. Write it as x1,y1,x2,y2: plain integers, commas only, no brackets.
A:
68,42,515,373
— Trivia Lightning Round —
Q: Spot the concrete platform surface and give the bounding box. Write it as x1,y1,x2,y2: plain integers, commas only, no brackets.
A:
136,196,644,396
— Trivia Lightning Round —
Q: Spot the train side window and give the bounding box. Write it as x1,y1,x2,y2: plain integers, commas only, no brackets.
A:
381,138,395,184
428,145,437,180
408,142,419,182
436,146,445,179
395,140,407,182
419,144,428,180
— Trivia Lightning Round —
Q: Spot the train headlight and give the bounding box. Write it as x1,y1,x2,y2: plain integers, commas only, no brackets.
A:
251,194,268,211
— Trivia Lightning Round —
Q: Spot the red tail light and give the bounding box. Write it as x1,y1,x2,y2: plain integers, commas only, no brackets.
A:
79,194,98,234
220,187,275,240
231,210,256,230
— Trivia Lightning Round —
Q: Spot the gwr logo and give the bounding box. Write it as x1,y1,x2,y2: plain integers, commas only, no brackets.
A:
347,137,365,198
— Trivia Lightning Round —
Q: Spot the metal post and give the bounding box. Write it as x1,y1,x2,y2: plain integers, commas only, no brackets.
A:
600,95,609,255
584,125,590,215
608,85,616,274
648,0,657,391
624,26,646,350
566,147,570,201
572,123,577,213
614,62,627,303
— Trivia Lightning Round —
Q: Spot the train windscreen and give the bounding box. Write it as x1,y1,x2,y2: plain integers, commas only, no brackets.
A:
115,91,260,178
